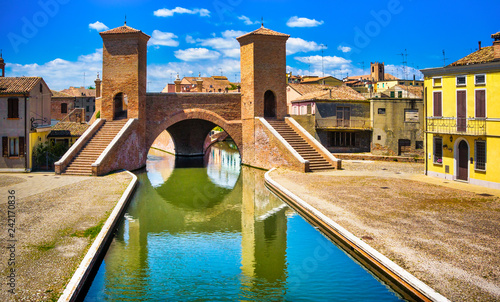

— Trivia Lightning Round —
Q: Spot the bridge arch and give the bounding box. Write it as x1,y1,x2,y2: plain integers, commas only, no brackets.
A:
146,109,243,157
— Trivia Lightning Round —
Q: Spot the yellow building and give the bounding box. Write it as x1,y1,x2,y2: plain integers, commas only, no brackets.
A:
422,31,500,188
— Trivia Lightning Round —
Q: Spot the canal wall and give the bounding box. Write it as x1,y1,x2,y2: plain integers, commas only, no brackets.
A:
264,168,449,302
58,171,138,302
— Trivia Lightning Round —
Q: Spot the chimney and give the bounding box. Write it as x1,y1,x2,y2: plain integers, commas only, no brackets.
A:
413,74,416,86
478,41,482,51
492,32,500,61
94,73,102,98
174,73,182,93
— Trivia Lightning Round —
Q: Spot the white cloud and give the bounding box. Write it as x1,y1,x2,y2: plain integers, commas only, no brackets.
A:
287,38,323,55
7,49,103,91
194,30,245,59
148,30,179,47
174,48,220,61
385,64,424,80
286,16,324,28
154,7,210,17
295,55,351,68
186,35,196,44
337,45,352,53
238,15,259,25
89,21,109,32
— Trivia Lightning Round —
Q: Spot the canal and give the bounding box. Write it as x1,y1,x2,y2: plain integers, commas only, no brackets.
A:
84,142,403,301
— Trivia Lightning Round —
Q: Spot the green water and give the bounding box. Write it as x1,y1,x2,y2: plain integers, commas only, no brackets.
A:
84,142,403,301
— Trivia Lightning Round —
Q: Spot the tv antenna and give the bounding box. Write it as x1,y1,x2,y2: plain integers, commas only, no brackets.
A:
320,44,327,77
442,50,449,67
398,49,408,80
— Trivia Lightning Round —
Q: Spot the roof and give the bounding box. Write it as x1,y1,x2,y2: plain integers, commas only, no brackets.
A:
51,90,72,98
100,24,143,35
49,122,89,137
181,76,232,91
383,85,423,98
0,77,41,95
345,73,398,81
492,32,500,40
288,83,330,95
237,26,289,40
60,86,96,97
293,86,366,102
301,76,341,84
450,46,495,66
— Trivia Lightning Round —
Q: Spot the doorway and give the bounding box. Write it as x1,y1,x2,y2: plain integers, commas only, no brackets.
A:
264,90,276,118
114,92,128,119
457,140,469,181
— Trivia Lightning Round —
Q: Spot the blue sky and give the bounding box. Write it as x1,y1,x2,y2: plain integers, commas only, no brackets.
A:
1,0,498,91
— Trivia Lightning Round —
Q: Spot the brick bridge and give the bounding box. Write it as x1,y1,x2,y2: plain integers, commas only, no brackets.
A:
55,24,341,176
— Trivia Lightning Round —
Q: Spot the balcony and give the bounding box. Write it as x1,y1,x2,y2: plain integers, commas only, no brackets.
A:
426,117,486,136
316,118,372,130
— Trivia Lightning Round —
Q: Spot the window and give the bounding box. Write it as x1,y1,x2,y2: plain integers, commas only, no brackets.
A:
2,137,24,157
416,141,424,149
475,90,486,118
8,98,19,118
86,106,90,112
61,103,68,114
378,108,386,114
377,135,381,140
475,140,486,171
405,109,419,122
336,106,350,127
390,91,395,98
398,91,403,98
433,91,442,117
433,136,443,164
456,75,466,86
329,132,356,147
433,77,442,87
39,83,43,93
475,74,486,85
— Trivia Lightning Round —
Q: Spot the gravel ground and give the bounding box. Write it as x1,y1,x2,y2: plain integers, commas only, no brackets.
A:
270,161,500,302
0,172,132,302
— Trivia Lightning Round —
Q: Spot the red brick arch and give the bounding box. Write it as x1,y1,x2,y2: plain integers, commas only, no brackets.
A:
146,108,243,155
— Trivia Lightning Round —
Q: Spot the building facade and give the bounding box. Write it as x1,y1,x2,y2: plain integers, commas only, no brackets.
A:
422,31,500,188
1,77,52,171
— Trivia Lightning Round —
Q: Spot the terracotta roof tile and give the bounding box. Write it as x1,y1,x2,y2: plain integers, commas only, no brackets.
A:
345,73,398,81
237,27,289,40
301,76,341,84
51,90,72,98
0,77,41,95
288,83,330,95
50,122,89,137
293,86,366,102
492,32,500,39
60,86,96,97
383,85,423,98
450,46,495,66
100,24,142,35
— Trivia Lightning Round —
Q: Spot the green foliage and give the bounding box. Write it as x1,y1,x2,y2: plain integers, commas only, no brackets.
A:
32,141,69,169
72,221,104,239
36,241,56,252
96,111,100,119
88,86,95,89
228,83,238,90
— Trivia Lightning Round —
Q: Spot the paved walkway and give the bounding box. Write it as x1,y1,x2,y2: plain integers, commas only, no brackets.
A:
0,172,132,302
270,161,500,302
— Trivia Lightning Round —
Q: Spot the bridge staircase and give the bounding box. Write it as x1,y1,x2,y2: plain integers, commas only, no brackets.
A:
267,120,336,172
62,120,127,175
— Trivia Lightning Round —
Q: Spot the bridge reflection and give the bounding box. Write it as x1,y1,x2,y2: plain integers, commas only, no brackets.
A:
90,142,290,300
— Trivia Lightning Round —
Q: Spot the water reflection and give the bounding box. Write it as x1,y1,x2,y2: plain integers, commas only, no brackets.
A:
84,142,402,301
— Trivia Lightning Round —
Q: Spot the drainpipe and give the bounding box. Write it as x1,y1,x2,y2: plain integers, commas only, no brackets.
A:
424,87,427,175
24,93,28,171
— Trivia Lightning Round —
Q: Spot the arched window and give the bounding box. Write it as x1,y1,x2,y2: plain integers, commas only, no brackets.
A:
264,90,276,118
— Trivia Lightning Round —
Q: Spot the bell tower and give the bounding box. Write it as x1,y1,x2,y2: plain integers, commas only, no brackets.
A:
0,50,5,77
99,23,150,120
237,26,289,165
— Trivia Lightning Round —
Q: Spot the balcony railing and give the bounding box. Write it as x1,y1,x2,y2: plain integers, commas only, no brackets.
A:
316,118,372,130
427,117,486,136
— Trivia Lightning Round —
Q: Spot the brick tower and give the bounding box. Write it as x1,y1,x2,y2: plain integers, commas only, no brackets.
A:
99,23,150,120
0,51,5,77
370,62,385,82
237,26,290,164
